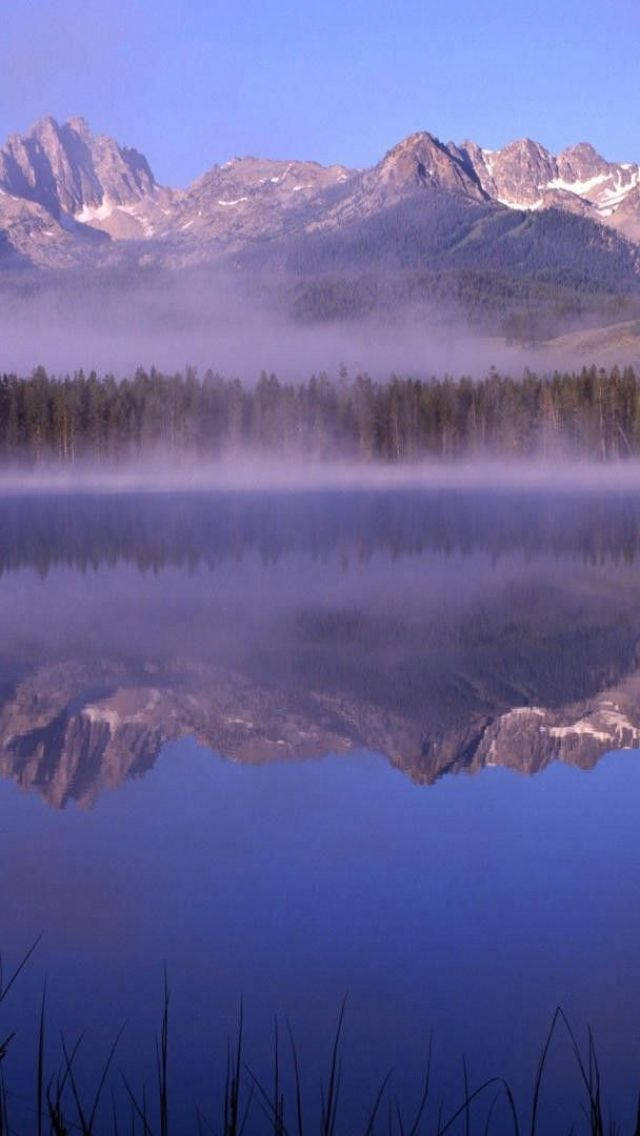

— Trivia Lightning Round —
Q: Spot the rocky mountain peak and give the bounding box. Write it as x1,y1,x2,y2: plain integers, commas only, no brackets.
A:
27,114,60,143
506,137,551,160
556,142,610,184
0,114,157,222
65,115,92,141
373,130,485,200
474,137,556,206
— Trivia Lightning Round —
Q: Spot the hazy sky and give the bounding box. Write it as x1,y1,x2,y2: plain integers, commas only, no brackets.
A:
1,0,638,186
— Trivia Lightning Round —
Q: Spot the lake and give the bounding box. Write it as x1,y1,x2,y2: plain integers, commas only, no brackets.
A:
1,487,640,1134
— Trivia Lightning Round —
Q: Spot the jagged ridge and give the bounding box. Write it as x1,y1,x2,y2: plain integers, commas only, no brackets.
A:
2,116,640,265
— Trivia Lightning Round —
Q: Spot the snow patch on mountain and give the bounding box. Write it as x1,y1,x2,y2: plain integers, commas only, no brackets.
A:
547,173,609,195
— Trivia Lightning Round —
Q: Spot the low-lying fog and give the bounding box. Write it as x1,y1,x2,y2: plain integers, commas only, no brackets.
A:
0,267,595,380
3,457,640,494
2,265,638,490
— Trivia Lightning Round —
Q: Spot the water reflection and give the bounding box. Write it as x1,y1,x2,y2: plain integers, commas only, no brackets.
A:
1,488,640,807
2,488,640,573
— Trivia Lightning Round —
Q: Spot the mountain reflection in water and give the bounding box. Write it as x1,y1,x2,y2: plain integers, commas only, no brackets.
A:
1,487,640,808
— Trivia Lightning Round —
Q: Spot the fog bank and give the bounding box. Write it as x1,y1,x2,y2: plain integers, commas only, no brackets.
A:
2,457,640,495
0,268,617,380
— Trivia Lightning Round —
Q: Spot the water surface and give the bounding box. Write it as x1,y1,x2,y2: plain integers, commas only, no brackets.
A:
1,488,640,1132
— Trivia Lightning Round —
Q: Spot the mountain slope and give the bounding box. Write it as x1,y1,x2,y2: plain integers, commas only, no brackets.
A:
160,155,353,247
261,193,640,329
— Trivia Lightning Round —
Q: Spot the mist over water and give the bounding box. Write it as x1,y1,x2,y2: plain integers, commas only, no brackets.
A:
3,457,640,498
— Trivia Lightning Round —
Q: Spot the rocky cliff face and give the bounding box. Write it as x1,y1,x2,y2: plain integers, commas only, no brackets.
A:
0,115,172,247
461,138,555,207
460,136,640,230
2,115,640,269
0,116,155,215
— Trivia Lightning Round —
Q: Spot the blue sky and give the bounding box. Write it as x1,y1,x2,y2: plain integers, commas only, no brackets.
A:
1,0,638,186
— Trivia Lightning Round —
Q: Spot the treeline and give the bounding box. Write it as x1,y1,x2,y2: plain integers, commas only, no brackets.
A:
1,364,640,463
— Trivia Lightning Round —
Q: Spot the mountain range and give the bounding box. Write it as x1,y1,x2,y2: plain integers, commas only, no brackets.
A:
0,116,638,267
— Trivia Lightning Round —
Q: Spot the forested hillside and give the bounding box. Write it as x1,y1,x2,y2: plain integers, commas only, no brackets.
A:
248,194,640,339
1,365,640,464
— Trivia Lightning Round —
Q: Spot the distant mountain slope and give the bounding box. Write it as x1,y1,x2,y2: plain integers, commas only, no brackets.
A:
278,192,639,281
265,193,640,328
160,155,353,246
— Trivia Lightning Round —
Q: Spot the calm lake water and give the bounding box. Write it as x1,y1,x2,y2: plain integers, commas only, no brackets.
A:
2,488,640,1133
